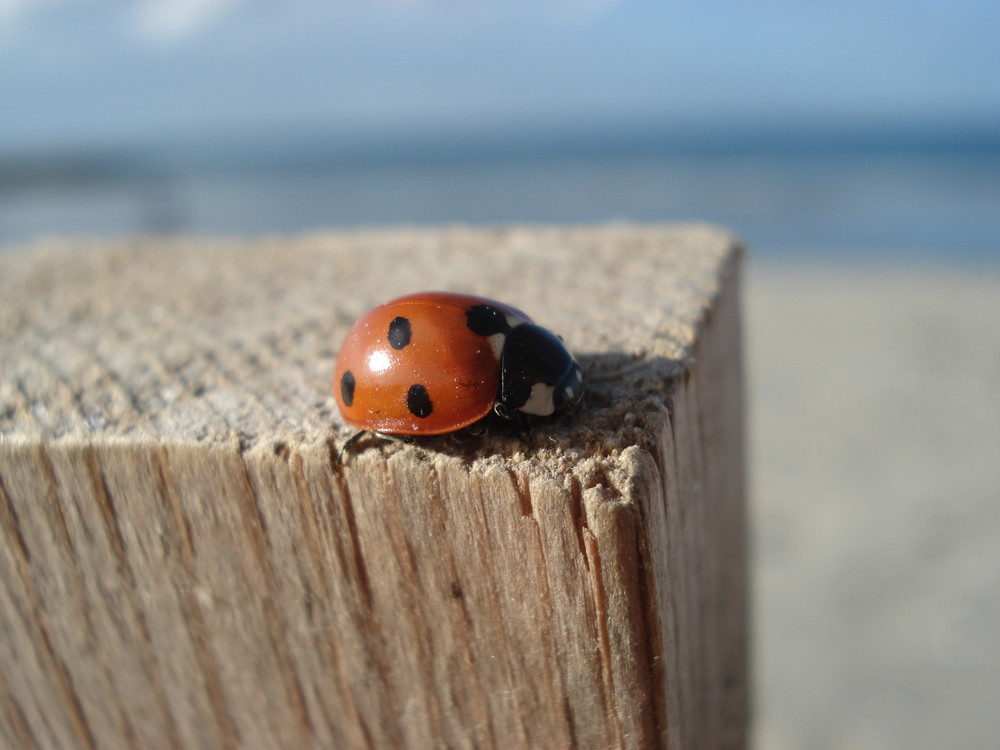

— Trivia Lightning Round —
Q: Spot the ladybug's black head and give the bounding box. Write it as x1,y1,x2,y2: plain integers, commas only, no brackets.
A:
494,323,584,421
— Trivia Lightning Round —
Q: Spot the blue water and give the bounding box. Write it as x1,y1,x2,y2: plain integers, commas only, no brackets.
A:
2,128,998,263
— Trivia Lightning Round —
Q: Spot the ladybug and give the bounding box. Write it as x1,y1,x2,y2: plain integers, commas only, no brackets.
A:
333,292,583,456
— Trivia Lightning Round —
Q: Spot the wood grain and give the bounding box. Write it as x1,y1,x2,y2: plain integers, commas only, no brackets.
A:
0,225,747,749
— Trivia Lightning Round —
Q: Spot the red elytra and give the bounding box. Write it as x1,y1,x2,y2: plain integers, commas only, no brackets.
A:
333,292,532,435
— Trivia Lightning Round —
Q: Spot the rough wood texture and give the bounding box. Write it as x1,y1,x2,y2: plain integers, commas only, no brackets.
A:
0,225,747,750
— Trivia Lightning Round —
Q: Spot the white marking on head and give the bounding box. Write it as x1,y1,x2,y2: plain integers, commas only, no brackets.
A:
486,332,506,360
520,382,556,416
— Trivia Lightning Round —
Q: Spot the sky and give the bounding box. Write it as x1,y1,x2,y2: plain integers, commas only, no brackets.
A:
1,0,999,155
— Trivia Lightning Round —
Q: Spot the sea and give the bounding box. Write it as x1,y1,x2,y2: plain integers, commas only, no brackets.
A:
2,124,998,264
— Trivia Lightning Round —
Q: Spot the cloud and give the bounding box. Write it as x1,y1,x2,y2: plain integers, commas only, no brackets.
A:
0,0,31,37
130,0,242,46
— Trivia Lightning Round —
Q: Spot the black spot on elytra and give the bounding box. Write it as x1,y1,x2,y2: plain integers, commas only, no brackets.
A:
340,370,356,406
466,304,512,337
388,316,412,349
407,384,433,418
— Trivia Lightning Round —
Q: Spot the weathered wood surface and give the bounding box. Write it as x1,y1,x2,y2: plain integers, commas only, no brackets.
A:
0,225,747,749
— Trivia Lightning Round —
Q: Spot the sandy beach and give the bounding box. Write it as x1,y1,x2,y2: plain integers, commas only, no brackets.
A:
748,263,1000,749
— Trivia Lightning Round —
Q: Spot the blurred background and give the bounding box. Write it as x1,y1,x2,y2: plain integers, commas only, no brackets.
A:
2,0,998,260
2,2,998,748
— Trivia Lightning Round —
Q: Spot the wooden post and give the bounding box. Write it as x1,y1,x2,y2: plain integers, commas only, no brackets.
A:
0,226,747,749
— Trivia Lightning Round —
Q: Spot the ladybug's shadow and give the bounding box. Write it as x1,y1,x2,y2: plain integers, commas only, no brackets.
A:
350,350,687,463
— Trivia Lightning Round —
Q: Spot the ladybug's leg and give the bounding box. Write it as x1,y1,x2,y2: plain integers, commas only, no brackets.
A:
338,430,412,463
464,419,490,438
376,432,414,445
516,413,536,446
337,430,369,463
